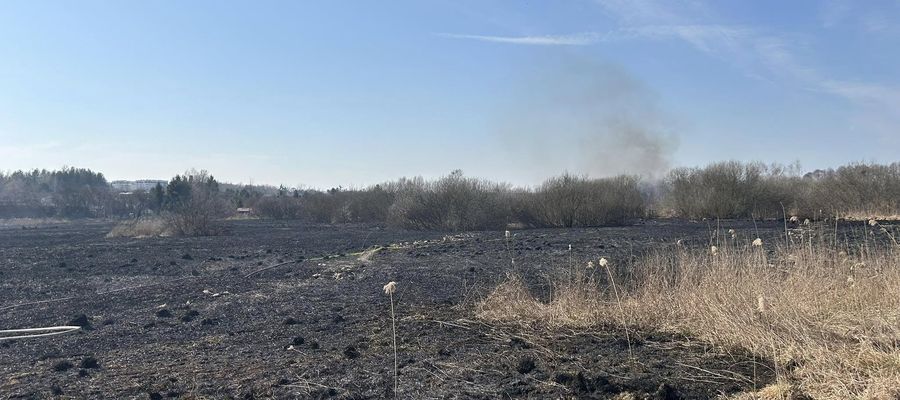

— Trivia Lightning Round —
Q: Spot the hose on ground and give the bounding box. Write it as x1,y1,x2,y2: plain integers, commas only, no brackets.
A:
0,326,81,341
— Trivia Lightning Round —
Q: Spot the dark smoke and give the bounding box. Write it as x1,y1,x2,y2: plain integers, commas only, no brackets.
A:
496,58,679,181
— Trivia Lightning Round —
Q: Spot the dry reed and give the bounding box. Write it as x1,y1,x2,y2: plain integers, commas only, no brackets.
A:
478,235,900,399
383,281,399,397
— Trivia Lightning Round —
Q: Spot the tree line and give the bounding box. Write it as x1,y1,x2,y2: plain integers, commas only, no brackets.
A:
2,161,899,230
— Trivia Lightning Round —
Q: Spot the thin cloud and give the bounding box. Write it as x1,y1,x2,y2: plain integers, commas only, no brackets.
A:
820,80,900,108
819,0,900,35
438,26,743,47
446,2,900,122
628,25,752,54
438,32,602,46
751,33,900,111
594,0,900,139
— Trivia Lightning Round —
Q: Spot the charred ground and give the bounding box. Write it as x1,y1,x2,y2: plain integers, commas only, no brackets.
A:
1,219,789,399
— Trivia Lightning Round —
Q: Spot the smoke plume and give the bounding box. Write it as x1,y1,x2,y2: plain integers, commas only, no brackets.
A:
496,58,679,181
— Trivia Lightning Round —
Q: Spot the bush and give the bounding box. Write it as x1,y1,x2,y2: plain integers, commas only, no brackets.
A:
661,161,900,219
664,161,787,219
340,185,394,223
254,196,304,220
253,171,646,230
167,192,225,236
387,171,511,231
525,173,645,227
163,171,227,236
809,163,900,218
299,190,345,223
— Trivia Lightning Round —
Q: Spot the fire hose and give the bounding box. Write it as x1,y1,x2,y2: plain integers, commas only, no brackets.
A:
0,326,81,341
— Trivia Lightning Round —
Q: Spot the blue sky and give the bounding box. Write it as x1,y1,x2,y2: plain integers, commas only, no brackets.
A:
1,1,898,187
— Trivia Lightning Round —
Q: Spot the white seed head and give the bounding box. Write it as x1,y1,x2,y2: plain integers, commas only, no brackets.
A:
383,281,397,295
504,230,511,238
710,246,718,255
868,219,879,227
598,258,609,267
727,229,735,235
789,216,799,223
568,244,572,251
586,261,595,269
675,239,683,247
803,219,811,225
752,238,763,247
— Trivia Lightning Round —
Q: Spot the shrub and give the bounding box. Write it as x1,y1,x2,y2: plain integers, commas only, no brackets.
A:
163,171,227,236
254,196,304,220
660,161,900,220
664,162,801,219
525,173,645,227
386,171,511,231
299,190,344,223
810,163,900,218
252,171,646,230
340,185,394,223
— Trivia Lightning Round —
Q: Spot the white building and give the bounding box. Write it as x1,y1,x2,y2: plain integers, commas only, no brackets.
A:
110,179,167,192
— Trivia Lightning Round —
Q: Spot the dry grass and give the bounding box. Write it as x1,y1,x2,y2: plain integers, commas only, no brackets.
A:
0,218,69,228
729,382,805,400
357,246,384,264
383,281,399,397
478,233,900,399
106,217,171,238
843,212,900,222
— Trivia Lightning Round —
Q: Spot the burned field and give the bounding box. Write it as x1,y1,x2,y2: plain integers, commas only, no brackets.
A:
1,219,789,399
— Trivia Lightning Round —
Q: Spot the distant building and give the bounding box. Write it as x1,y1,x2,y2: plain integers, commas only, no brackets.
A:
236,207,253,215
110,179,167,192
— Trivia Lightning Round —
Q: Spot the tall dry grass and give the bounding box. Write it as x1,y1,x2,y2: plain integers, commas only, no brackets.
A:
478,228,900,399
106,217,171,238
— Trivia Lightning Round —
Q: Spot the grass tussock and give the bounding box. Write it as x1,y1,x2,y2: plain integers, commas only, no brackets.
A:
478,234,900,399
106,217,171,238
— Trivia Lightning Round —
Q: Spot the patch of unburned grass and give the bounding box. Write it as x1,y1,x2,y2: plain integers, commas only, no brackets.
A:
478,235,900,399
0,218,69,228
106,217,171,238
